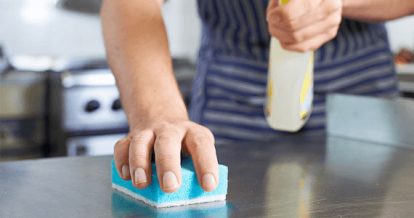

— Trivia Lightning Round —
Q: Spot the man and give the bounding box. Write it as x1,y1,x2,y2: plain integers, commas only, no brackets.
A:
101,0,414,193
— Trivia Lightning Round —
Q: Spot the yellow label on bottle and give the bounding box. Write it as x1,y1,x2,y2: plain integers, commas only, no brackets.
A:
265,78,273,116
299,54,314,119
280,0,290,5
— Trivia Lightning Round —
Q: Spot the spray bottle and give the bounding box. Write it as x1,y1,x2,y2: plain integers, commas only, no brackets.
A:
265,0,314,132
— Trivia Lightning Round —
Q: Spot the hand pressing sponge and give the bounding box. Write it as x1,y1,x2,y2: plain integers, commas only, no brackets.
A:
111,158,228,208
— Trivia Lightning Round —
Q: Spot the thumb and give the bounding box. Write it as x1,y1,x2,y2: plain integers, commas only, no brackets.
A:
268,0,279,9
266,0,279,20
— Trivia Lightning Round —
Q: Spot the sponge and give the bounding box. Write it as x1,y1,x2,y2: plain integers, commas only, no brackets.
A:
111,158,228,208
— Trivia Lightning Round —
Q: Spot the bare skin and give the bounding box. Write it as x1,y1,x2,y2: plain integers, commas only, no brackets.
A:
342,0,414,22
101,0,414,193
101,0,218,193
267,0,343,52
266,0,414,52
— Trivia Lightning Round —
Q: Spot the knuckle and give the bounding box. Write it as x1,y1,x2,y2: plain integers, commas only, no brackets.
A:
280,43,290,50
279,10,290,21
156,154,178,165
328,29,338,39
328,13,341,26
129,154,148,164
130,131,150,144
156,123,182,138
114,141,122,152
316,13,325,22
114,138,127,153
157,122,172,131
334,14,342,25
190,135,210,149
285,21,296,31
291,31,303,42
156,134,169,143
193,127,215,141
199,125,214,136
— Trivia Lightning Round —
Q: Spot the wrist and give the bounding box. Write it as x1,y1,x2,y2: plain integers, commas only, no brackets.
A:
127,100,189,130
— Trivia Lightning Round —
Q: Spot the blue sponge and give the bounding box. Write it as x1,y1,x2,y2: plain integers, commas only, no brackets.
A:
111,158,228,208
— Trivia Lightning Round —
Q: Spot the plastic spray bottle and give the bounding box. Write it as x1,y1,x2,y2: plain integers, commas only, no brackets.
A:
265,0,314,132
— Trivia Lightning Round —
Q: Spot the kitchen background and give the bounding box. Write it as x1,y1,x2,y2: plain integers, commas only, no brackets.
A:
0,0,413,161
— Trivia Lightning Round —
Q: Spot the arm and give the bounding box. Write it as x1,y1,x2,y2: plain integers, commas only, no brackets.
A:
342,0,414,22
101,0,184,126
101,0,218,193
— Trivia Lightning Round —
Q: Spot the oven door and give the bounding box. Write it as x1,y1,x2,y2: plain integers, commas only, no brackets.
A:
66,133,126,156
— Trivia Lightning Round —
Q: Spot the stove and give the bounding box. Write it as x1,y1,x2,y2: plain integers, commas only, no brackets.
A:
48,59,195,157
49,68,128,156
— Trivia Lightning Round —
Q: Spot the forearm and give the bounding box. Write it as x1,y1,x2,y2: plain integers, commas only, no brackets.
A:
101,0,187,129
342,0,414,22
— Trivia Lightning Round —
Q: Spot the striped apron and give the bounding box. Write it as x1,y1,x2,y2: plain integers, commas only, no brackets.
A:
189,0,399,144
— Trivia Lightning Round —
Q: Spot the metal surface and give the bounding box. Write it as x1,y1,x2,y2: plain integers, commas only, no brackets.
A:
327,94,414,148
67,133,125,156
1,134,414,217
61,69,115,88
47,60,194,157
0,71,46,117
47,69,127,156
396,64,414,97
0,71,47,160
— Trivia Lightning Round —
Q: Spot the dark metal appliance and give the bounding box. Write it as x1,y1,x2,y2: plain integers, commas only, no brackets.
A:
48,59,195,157
0,49,47,160
49,68,128,156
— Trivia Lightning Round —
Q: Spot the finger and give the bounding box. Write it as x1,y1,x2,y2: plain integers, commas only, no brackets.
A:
154,125,184,193
266,0,279,21
129,130,155,189
269,11,340,44
268,0,321,23
184,126,218,192
281,27,339,52
269,1,341,31
268,25,297,44
114,137,131,180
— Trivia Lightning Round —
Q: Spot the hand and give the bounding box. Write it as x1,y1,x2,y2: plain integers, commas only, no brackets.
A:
113,119,219,193
267,0,342,52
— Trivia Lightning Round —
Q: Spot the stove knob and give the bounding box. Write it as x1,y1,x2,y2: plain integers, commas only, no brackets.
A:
112,99,122,111
85,100,100,112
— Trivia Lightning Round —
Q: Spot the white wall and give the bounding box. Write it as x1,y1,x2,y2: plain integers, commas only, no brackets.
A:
1,0,411,59
163,1,414,58
163,1,201,61
386,17,414,52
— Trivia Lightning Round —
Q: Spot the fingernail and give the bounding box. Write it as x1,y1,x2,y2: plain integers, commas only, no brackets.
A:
202,173,217,191
134,168,147,185
122,165,130,178
163,171,178,191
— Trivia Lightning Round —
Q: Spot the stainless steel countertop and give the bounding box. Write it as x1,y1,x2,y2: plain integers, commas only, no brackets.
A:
1,134,414,218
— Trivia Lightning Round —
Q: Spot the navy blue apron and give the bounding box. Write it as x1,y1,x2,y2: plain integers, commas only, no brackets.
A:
190,0,399,143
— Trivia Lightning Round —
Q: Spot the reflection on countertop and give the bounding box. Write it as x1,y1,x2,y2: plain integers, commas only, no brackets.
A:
111,191,231,218
1,134,414,217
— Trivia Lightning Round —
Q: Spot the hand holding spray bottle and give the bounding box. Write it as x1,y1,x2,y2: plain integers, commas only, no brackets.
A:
265,0,314,132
